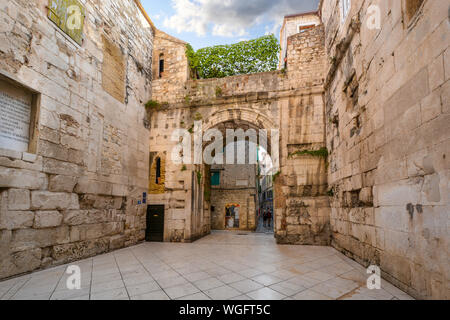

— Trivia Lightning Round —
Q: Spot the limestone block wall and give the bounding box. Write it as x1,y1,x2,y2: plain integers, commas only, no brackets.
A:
280,13,322,69
210,162,258,231
275,91,330,246
149,23,330,245
286,26,327,89
0,0,153,280
151,30,189,104
148,107,211,242
210,189,256,230
320,0,449,299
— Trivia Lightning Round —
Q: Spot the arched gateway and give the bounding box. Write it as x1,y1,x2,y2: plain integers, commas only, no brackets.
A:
147,26,330,245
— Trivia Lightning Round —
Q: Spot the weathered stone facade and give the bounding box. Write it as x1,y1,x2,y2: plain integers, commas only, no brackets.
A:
210,143,258,231
149,21,330,246
280,12,322,69
0,0,153,279
320,0,449,299
1,0,446,301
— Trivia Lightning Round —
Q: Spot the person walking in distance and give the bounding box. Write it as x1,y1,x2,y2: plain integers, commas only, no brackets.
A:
267,209,272,229
263,209,267,228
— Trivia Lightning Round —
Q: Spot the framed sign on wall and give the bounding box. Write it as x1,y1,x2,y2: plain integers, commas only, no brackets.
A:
48,0,85,45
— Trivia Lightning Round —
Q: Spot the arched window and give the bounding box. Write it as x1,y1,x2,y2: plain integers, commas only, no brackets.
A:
156,157,161,184
159,54,165,78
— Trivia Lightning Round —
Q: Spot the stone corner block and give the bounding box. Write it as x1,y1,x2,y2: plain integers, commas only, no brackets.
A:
0,211,34,230
31,191,80,210
49,175,78,193
22,152,38,163
34,211,63,229
8,189,31,211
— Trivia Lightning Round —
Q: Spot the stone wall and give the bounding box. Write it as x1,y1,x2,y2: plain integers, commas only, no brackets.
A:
279,13,321,69
320,0,449,299
151,30,189,104
149,24,330,245
210,158,258,231
210,189,256,230
0,0,153,280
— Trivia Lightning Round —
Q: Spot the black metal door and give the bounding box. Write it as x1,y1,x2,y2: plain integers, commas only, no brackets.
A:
146,205,165,242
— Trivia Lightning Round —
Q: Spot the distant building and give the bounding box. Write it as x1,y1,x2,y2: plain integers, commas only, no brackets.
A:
279,12,321,69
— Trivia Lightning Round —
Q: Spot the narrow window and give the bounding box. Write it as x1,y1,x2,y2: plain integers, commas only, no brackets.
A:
298,24,315,33
211,170,220,186
159,54,164,78
156,157,161,184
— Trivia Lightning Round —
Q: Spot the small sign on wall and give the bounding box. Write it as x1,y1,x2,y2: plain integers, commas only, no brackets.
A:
0,91,31,152
48,0,85,45
0,74,40,155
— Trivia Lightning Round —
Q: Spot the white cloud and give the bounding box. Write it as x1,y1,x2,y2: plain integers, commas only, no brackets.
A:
163,0,319,38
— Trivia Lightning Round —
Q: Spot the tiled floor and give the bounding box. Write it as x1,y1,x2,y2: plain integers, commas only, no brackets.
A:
0,231,414,300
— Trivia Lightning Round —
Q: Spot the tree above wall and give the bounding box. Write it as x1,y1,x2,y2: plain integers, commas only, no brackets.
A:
186,35,280,79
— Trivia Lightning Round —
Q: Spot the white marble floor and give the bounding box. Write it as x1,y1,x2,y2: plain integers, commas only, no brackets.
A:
0,231,414,300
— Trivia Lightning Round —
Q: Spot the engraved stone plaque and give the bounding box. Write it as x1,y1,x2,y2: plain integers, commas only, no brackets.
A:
0,83,32,152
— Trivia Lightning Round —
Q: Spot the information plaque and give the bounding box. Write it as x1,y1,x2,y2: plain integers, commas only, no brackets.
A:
0,90,32,152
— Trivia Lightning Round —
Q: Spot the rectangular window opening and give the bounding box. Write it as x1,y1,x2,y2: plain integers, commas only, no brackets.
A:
159,59,165,78
211,171,220,186
0,73,40,155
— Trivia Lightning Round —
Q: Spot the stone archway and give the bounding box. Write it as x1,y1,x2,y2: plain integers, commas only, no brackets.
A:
148,68,330,245
201,117,277,233
203,107,277,134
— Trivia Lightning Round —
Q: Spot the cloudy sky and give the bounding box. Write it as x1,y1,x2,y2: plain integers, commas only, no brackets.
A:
141,0,320,50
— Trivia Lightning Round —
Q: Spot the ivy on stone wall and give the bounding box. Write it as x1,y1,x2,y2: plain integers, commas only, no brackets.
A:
186,35,280,79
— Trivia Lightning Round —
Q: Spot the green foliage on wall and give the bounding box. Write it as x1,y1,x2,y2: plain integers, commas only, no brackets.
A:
196,171,203,185
186,35,280,79
272,171,281,182
145,100,169,111
289,147,329,159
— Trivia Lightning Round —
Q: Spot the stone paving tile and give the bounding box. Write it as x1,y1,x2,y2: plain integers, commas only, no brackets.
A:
91,279,125,294
205,285,242,300
292,289,332,300
126,281,161,297
247,288,286,300
269,281,306,297
10,292,53,300
156,275,188,289
238,268,264,278
131,290,170,300
194,277,225,291
229,279,264,294
165,283,200,299
303,270,336,282
69,295,90,300
177,292,211,300
91,287,129,300
231,294,253,300
123,275,154,286
51,288,91,300
251,274,283,286
217,273,246,284
0,231,414,300
184,271,211,282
